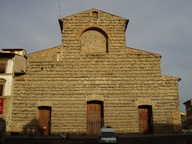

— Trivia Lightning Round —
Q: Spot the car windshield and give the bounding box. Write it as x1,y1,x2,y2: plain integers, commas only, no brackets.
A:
102,132,116,138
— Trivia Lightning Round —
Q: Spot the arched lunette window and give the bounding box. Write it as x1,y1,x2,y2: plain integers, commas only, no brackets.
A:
80,28,108,53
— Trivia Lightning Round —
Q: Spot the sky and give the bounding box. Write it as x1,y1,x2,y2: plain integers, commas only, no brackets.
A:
0,0,191,112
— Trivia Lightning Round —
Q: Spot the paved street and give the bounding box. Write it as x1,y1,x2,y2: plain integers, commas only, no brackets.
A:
4,134,192,144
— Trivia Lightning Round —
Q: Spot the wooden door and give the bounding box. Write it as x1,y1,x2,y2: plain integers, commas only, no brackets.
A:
138,106,152,134
87,101,103,135
38,107,51,135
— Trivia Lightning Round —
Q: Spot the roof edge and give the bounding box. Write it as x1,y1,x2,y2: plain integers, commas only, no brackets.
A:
125,47,161,57
162,75,181,81
28,45,61,56
183,99,192,104
59,8,129,20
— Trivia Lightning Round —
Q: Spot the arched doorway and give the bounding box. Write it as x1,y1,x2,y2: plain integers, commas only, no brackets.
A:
138,105,153,134
87,101,104,135
38,106,52,135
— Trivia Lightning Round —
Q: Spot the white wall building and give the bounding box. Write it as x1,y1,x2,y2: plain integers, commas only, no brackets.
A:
0,49,27,133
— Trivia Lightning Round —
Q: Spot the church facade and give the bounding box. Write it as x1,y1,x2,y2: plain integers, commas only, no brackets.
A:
1,9,181,135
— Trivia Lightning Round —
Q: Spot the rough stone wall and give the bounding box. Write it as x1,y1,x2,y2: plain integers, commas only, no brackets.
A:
11,9,181,135
60,9,127,56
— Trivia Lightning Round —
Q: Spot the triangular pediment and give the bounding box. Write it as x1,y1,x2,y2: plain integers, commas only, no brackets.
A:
60,8,128,20
59,8,129,32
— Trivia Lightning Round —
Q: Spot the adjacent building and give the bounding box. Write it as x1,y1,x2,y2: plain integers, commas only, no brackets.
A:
0,49,27,133
183,100,192,129
180,112,187,130
0,9,181,135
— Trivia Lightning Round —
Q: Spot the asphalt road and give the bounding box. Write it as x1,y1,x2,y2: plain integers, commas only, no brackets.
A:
4,134,192,144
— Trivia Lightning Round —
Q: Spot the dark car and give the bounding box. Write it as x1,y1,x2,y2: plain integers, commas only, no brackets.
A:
0,118,6,144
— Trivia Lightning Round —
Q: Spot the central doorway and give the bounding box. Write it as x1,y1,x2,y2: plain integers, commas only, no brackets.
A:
87,101,104,135
38,106,51,135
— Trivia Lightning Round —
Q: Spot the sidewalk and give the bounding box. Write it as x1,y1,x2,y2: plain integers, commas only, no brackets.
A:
5,133,192,138
6,134,97,139
5,133,192,144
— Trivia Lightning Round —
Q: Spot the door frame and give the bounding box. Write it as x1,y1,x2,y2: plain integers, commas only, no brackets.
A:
138,105,153,134
87,100,104,135
38,106,52,135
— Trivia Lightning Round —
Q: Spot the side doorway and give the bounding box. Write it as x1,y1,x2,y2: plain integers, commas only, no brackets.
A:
138,105,153,134
87,101,104,135
38,106,51,135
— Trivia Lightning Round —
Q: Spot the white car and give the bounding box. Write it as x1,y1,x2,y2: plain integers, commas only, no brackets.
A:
98,126,117,144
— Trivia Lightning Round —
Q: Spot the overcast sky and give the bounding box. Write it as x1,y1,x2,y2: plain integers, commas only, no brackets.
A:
0,0,191,112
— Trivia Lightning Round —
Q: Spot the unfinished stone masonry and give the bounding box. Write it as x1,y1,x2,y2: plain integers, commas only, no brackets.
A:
10,9,181,135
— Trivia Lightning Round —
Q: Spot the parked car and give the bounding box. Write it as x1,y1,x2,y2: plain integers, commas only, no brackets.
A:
182,129,192,134
98,126,117,144
0,118,6,144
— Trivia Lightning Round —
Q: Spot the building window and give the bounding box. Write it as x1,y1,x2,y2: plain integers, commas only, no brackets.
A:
56,52,60,61
0,79,5,96
80,28,108,53
0,85,3,96
0,62,6,73
92,11,98,18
